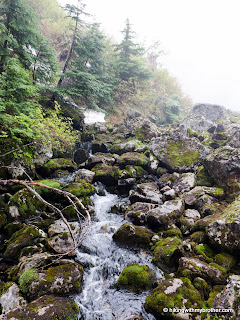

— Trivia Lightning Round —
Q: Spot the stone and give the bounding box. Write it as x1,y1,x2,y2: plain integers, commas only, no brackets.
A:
91,163,123,186
113,223,154,249
48,219,80,237
178,257,226,285
129,182,163,205
179,209,201,235
146,199,185,231
6,295,79,320
190,103,227,122
207,195,240,252
73,148,89,164
38,158,77,178
17,252,52,277
0,283,26,314
74,169,95,183
85,152,116,168
117,152,150,168
145,277,203,320
172,172,196,194
125,202,157,226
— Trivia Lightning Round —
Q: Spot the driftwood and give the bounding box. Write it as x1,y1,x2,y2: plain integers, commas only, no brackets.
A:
0,179,91,259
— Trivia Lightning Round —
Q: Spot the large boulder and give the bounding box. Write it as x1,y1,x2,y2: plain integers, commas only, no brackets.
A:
190,103,227,122
5,295,79,320
202,146,240,191
145,277,203,320
150,129,208,172
207,195,240,252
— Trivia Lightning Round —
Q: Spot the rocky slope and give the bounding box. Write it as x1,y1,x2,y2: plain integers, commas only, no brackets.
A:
1,104,240,320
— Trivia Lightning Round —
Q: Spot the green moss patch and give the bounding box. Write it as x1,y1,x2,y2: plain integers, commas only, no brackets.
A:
117,264,156,293
152,237,182,268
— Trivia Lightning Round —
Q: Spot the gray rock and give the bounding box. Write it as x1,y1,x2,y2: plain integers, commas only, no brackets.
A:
74,169,95,183
172,172,196,194
191,103,227,122
0,283,27,314
48,219,80,237
129,183,163,205
179,209,201,235
73,148,89,164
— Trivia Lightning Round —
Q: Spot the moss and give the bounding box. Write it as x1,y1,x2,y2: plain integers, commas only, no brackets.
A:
117,152,149,167
166,141,200,168
41,158,76,176
196,165,214,187
187,128,199,138
117,264,156,293
145,277,203,319
91,163,123,185
63,180,96,197
207,285,225,307
7,295,79,320
193,277,210,300
0,282,14,296
19,268,39,293
195,244,214,263
152,237,182,268
209,263,227,276
214,253,236,271
0,213,7,229
190,231,207,243
134,166,147,177
162,227,183,239
3,225,43,260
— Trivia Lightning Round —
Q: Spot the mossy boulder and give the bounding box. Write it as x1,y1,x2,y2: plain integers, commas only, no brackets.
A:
8,189,47,220
193,277,210,300
39,158,77,177
177,257,226,285
178,209,201,235
207,195,240,252
19,262,84,300
214,253,236,271
152,237,182,270
196,165,214,186
150,133,205,172
3,225,46,261
63,180,96,198
117,152,150,168
117,264,156,293
190,231,207,243
6,295,79,320
113,223,154,249
145,277,203,320
0,213,7,229
91,163,123,186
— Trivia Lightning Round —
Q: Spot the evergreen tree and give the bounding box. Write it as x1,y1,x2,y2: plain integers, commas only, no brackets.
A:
116,19,151,83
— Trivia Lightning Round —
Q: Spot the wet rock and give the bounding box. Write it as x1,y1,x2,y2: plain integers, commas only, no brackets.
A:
48,219,80,238
19,261,84,300
92,140,109,153
6,295,79,320
17,252,52,277
178,257,226,285
63,180,96,197
0,282,26,314
73,148,89,164
91,163,123,186
74,168,95,183
146,199,185,231
113,223,154,249
117,264,156,293
207,195,240,252
85,152,116,168
145,277,203,320
183,186,223,207
129,182,163,205
152,237,182,269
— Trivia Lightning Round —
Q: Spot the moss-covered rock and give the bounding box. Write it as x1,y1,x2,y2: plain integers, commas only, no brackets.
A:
145,277,203,319
129,182,163,205
117,264,156,293
193,277,210,300
63,180,96,198
194,243,214,263
8,189,47,220
0,282,27,314
6,295,79,320
3,225,46,261
190,231,207,244
214,253,236,271
196,165,214,187
19,262,84,300
113,223,154,249
117,152,150,168
152,237,182,270
91,163,123,186
39,158,76,177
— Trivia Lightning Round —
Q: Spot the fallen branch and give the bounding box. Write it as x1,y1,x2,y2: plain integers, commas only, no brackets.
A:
0,179,91,258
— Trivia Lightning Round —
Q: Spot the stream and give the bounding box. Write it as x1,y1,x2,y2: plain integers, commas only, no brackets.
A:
73,183,162,320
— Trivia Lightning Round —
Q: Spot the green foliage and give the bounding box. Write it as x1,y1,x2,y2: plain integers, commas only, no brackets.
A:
19,268,39,293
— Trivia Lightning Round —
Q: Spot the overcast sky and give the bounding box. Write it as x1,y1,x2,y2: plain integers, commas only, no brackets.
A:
58,0,240,111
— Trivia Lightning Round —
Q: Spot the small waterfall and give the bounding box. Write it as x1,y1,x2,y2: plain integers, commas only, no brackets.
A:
84,109,106,125
74,183,161,320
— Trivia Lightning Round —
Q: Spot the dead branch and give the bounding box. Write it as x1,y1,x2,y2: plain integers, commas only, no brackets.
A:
0,179,91,258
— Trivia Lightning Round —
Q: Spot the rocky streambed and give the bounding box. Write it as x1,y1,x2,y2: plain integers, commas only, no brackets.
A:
1,104,240,320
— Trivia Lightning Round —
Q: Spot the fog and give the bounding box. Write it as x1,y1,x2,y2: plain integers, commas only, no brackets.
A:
58,0,240,111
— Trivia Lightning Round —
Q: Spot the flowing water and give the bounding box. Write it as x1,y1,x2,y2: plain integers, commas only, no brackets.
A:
74,183,162,320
